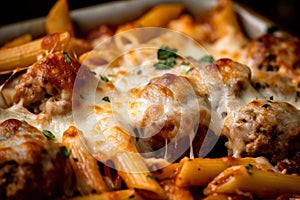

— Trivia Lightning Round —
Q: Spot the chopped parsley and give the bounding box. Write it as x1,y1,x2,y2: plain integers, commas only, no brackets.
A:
90,71,97,75
21,119,28,124
146,174,158,181
108,73,116,77
181,61,190,66
102,96,110,102
80,94,85,100
157,45,178,60
100,75,110,82
42,130,55,140
154,45,179,70
185,67,193,75
269,96,274,100
154,57,177,70
63,52,71,64
199,55,214,64
137,69,142,75
60,146,72,158
245,163,253,175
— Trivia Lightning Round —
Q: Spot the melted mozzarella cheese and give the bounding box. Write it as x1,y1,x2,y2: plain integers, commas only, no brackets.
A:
71,29,213,162
0,103,74,142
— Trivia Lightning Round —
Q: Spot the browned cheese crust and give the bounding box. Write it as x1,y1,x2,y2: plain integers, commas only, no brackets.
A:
13,51,80,117
246,34,300,102
0,119,74,200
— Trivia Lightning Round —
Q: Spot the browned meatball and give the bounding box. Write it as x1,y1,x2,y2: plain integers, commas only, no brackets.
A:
247,34,300,75
246,34,300,104
13,51,81,116
128,73,211,160
200,58,261,119
0,119,74,200
221,100,300,163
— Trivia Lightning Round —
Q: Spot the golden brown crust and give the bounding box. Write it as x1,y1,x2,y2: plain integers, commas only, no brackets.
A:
0,119,74,200
247,34,300,101
222,100,300,163
13,51,80,116
247,34,300,75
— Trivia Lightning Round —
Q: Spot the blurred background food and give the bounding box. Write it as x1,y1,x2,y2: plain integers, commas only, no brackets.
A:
0,0,299,37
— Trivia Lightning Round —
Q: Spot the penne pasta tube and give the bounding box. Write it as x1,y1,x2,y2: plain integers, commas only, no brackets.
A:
160,180,194,200
151,162,180,181
135,4,184,27
203,165,300,198
65,189,144,200
84,102,167,199
0,31,70,71
62,125,109,195
116,4,184,33
175,156,275,187
66,37,93,57
202,193,252,200
210,0,245,39
115,152,167,199
1,34,32,49
45,0,75,36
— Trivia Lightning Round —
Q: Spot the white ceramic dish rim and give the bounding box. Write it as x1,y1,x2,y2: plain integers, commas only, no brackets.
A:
0,0,273,46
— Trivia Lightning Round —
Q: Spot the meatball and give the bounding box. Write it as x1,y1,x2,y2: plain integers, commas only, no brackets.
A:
201,58,261,118
13,51,81,117
221,100,300,163
128,73,211,161
246,34,300,75
246,34,300,105
0,119,74,200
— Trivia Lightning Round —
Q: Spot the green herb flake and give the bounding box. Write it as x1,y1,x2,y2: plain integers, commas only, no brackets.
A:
108,73,116,77
42,130,55,140
181,61,190,66
154,45,179,70
154,56,177,70
137,69,142,75
154,62,173,70
146,174,158,181
245,163,253,175
60,146,72,158
80,94,85,100
199,55,214,64
157,45,178,60
102,96,110,102
63,52,71,64
100,75,110,82
90,71,97,75
269,96,274,100
185,67,193,75
21,119,28,124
